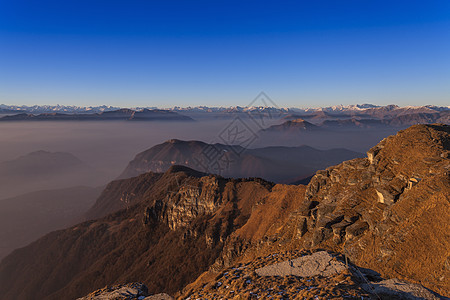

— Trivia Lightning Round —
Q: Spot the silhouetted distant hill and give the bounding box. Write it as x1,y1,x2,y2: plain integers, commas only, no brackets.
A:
261,118,322,133
118,139,362,184
0,151,104,199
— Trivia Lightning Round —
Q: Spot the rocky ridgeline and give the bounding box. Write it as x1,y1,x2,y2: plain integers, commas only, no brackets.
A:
287,124,450,295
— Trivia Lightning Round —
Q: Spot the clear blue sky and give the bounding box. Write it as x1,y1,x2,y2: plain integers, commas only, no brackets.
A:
0,0,449,108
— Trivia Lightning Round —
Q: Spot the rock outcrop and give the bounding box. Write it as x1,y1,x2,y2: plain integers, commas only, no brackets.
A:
255,251,347,277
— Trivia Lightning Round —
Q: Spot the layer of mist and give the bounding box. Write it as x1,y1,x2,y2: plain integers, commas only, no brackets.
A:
0,119,398,197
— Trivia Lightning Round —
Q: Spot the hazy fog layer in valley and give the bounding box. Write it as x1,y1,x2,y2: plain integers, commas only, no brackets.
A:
0,186,102,261
254,128,401,151
0,120,241,187
0,119,395,185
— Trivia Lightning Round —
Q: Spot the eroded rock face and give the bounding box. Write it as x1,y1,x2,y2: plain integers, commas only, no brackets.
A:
164,176,222,230
142,175,224,231
255,251,347,277
290,124,450,295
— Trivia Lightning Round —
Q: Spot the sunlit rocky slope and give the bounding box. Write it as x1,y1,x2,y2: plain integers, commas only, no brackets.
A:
0,124,448,299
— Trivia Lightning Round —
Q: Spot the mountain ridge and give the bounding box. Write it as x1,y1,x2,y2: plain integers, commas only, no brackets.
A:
0,124,448,299
1,103,448,115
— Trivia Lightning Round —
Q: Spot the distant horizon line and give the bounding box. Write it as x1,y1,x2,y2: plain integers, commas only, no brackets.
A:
1,103,450,111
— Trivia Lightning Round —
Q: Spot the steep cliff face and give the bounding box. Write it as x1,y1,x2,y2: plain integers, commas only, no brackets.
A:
285,124,450,295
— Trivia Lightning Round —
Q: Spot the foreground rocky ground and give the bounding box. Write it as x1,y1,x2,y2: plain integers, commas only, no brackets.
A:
80,251,443,299
181,251,371,299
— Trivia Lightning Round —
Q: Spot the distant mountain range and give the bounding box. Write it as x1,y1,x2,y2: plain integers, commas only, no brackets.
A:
0,104,448,127
118,139,363,184
0,109,193,122
0,108,26,114
1,103,448,115
0,104,121,114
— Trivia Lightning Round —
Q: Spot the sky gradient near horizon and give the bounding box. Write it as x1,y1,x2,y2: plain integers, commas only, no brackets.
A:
0,0,449,108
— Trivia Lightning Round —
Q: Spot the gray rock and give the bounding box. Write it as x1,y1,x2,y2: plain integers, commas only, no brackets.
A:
255,251,347,277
